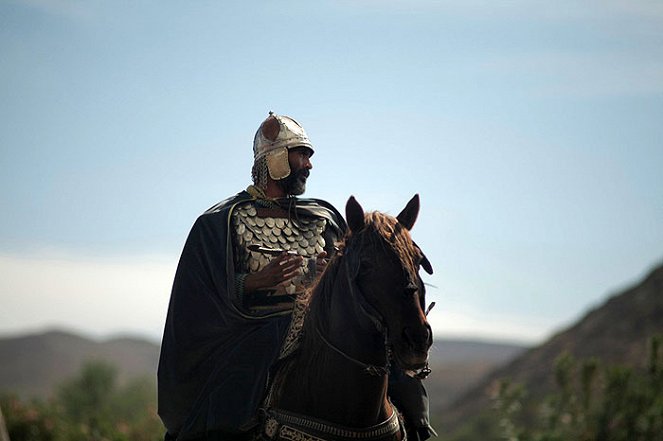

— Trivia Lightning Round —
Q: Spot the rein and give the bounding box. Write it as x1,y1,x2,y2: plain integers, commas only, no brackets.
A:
311,244,433,380
313,324,389,377
311,254,392,377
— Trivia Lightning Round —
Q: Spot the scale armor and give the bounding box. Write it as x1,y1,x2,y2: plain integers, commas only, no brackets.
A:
231,202,327,314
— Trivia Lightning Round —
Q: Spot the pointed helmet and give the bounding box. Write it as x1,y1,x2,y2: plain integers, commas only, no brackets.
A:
253,112,314,180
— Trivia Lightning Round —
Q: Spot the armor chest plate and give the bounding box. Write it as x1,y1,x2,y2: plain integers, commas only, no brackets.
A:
231,203,327,309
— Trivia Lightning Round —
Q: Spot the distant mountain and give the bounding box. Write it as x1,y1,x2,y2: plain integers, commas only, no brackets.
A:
0,330,160,398
438,262,663,437
0,329,524,405
427,339,526,411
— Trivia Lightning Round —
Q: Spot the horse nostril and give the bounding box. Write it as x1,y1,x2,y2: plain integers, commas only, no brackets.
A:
403,326,431,351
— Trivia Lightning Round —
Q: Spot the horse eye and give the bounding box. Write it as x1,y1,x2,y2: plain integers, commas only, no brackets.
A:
404,283,418,296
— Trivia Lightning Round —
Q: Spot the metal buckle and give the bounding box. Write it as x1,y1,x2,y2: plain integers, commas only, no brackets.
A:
414,365,431,379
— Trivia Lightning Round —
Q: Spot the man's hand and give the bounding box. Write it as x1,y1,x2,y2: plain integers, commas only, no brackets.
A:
315,251,328,276
244,253,304,293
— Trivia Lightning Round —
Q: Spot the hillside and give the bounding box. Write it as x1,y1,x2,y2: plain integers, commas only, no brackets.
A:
438,262,663,437
0,329,524,406
427,339,525,411
0,330,160,398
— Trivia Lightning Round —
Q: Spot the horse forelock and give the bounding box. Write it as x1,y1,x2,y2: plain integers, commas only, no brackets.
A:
361,211,420,280
306,211,420,315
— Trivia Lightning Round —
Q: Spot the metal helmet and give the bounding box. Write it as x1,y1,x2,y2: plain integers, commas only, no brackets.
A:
253,111,314,180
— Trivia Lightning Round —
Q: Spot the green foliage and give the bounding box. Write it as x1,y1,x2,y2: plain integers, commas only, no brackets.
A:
438,411,501,441
57,360,117,437
0,361,164,441
493,336,663,441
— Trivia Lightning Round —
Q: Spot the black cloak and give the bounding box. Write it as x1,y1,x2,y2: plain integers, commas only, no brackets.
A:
158,191,345,440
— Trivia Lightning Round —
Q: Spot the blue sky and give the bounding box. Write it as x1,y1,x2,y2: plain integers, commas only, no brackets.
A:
1,0,662,344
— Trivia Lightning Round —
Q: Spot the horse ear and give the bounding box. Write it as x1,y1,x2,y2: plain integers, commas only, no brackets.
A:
345,196,365,232
397,194,420,231
421,255,434,275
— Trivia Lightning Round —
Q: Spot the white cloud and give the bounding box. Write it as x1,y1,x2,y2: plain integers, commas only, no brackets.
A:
0,249,552,344
427,307,554,345
0,252,176,341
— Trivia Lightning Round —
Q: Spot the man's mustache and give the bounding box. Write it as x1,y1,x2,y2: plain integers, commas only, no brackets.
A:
297,169,310,179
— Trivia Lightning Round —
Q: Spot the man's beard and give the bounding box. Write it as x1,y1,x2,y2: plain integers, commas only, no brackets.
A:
278,168,309,196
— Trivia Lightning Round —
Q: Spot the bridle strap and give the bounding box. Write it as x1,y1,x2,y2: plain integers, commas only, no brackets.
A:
308,256,391,377
311,242,432,379
314,324,389,377
343,253,388,334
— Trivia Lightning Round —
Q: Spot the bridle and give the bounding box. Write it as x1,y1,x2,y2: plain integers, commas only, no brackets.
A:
260,231,431,441
314,322,391,377
313,243,432,379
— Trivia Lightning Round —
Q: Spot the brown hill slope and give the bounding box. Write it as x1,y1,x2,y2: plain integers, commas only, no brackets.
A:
438,262,663,435
0,329,524,404
0,330,160,398
427,340,525,411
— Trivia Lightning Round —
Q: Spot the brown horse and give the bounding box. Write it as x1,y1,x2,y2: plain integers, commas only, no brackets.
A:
261,195,434,441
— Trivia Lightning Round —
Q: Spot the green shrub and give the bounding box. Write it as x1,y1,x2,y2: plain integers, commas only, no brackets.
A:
493,336,663,441
1,361,164,441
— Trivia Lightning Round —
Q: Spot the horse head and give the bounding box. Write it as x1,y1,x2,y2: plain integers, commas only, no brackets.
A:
265,195,434,432
344,194,433,371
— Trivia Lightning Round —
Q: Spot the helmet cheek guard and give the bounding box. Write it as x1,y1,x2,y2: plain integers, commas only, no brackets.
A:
265,147,291,180
253,111,314,182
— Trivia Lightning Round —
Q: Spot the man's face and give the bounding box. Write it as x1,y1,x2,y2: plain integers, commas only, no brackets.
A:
278,147,313,196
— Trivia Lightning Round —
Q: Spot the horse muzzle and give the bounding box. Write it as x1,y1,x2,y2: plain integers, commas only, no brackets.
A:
391,323,432,370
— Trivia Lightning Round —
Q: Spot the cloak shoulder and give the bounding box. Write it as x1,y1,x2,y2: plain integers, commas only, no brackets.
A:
158,191,345,439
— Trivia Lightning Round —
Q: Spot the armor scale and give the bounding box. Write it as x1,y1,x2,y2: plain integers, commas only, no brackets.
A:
232,202,326,314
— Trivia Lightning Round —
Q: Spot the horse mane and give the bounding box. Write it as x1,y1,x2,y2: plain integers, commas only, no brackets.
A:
306,211,418,326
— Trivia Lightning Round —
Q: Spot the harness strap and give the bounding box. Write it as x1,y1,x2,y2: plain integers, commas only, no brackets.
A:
263,404,403,441
314,325,389,377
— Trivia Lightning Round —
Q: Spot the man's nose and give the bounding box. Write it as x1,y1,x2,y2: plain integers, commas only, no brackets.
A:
304,157,313,169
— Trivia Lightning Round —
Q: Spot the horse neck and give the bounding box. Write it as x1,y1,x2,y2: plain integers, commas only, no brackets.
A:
318,259,388,367
273,256,392,427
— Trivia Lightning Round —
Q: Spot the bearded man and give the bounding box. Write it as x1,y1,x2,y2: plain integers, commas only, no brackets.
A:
158,113,435,441
158,112,346,441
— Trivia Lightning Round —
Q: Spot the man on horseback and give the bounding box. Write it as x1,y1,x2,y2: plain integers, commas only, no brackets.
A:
158,112,434,441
